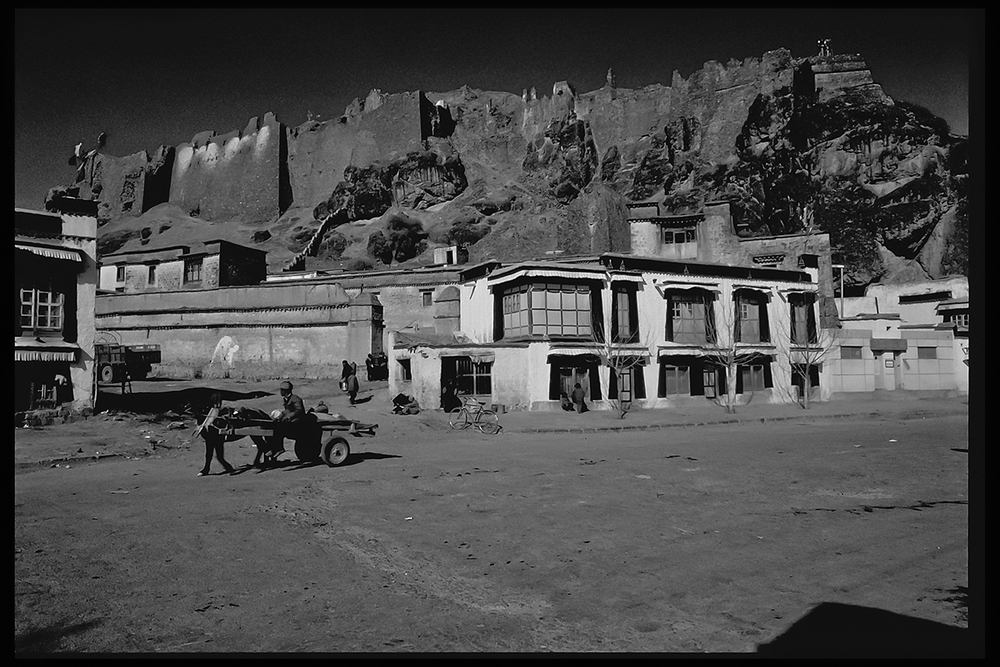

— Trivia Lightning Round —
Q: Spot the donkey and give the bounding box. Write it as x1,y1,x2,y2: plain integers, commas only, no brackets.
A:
193,405,285,469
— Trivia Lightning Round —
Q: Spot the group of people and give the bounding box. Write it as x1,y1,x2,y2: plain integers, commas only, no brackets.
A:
365,353,389,381
560,383,589,413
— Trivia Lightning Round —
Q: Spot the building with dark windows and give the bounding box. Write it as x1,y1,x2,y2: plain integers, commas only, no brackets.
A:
388,253,828,412
15,201,99,411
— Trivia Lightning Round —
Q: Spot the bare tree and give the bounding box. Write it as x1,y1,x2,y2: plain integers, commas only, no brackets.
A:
590,319,652,419
771,292,838,409
700,285,769,414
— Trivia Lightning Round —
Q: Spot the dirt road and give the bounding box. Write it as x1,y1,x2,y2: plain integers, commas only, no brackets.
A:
15,393,974,654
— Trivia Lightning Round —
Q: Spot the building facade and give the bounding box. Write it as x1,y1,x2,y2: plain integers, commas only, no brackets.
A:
99,239,267,293
15,201,99,411
389,253,827,412
825,277,969,396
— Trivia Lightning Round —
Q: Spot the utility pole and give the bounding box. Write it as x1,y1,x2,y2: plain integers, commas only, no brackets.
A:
832,264,845,318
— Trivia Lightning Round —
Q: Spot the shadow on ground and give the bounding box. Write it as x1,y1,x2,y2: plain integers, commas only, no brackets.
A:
96,386,272,415
756,602,972,657
15,618,103,653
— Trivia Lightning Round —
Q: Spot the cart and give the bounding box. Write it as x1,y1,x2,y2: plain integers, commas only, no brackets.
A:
199,411,379,467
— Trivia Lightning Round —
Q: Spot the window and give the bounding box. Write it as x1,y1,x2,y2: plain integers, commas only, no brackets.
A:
735,292,769,343
611,285,638,343
917,347,937,360
789,293,817,345
945,312,968,328
147,265,157,285
421,291,433,307
397,359,412,382
502,284,530,337
662,227,696,244
115,265,126,282
184,258,202,283
741,364,767,392
501,282,593,339
841,346,863,360
445,356,493,397
608,361,646,401
666,293,713,344
20,285,64,333
659,364,690,397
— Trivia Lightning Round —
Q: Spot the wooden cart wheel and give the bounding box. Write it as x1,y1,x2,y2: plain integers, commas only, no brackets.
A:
322,436,351,467
99,364,114,384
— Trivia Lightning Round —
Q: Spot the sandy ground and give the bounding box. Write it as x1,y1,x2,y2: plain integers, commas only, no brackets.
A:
14,382,980,655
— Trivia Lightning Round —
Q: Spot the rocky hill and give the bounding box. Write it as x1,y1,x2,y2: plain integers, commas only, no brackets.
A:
54,47,967,288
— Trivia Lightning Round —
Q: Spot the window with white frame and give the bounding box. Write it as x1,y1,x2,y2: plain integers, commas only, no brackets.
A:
662,227,696,245
945,312,968,328
20,283,64,333
184,258,203,284
115,265,126,282
501,282,593,339
147,265,157,285
611,284,638,343
445,356,493,397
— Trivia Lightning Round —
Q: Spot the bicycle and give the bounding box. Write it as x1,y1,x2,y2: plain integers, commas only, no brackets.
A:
449,397,502,434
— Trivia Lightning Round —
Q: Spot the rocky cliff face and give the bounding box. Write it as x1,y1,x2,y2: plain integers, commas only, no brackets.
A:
73,47,967,287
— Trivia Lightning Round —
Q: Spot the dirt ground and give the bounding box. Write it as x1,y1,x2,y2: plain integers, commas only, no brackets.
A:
14,380,979,655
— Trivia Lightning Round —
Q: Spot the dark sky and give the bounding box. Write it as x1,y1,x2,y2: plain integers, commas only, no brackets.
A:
14,8,980,211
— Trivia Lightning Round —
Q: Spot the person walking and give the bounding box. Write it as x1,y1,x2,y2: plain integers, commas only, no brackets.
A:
340,360,353,391
197,393,236,476
345,365,361,405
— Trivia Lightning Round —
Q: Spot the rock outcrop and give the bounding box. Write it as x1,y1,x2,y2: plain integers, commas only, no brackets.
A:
70,46,966,285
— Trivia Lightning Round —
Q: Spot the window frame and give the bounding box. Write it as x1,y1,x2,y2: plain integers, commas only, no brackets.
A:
659,363,691,397
789,293,818,345
917,347,937,360
115,265,126,282
421,291,434,307
665,291,714,345
184,258,203,284
20,284,65,334
147,264,157,286
734,290,770,344
840,346,863,360
500,281,594,340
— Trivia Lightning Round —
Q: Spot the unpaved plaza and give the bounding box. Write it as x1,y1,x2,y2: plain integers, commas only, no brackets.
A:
15,411,971,654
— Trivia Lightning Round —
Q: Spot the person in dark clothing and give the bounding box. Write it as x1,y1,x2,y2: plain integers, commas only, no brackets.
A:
559,391,574,411
198,393,236,476
441,379,462,412
571,383,588,413
345,366,360,405
341,360,353,391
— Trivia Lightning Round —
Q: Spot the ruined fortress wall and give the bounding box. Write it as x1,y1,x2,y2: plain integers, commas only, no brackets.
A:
286,92,425,213
576,85,673,158
668,50,795,164
168,112,283,223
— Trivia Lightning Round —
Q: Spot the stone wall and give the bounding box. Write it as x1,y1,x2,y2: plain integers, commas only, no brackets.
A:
286,91,425,214
169,113,285,223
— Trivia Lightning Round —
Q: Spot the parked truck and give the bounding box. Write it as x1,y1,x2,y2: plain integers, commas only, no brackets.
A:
94,333,161,384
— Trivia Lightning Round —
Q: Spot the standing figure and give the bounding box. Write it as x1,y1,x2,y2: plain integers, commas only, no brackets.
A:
345,365,360,405
341,360,353,391
571,382,589,413
197,393,236,476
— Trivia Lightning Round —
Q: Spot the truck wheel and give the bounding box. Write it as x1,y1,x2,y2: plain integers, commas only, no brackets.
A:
322,436,350,466
99,364,114,384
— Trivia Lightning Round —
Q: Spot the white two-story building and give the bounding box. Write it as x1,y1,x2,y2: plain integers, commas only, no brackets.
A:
388,253,828,412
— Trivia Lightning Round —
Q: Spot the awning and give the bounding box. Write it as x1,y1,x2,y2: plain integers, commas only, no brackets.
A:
870,338,907,352
489,267,607,285
468,352,495,364
14,339,81,362
655,281,721,294
935,300,969,312
547,353,601,365
16,244,84,262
